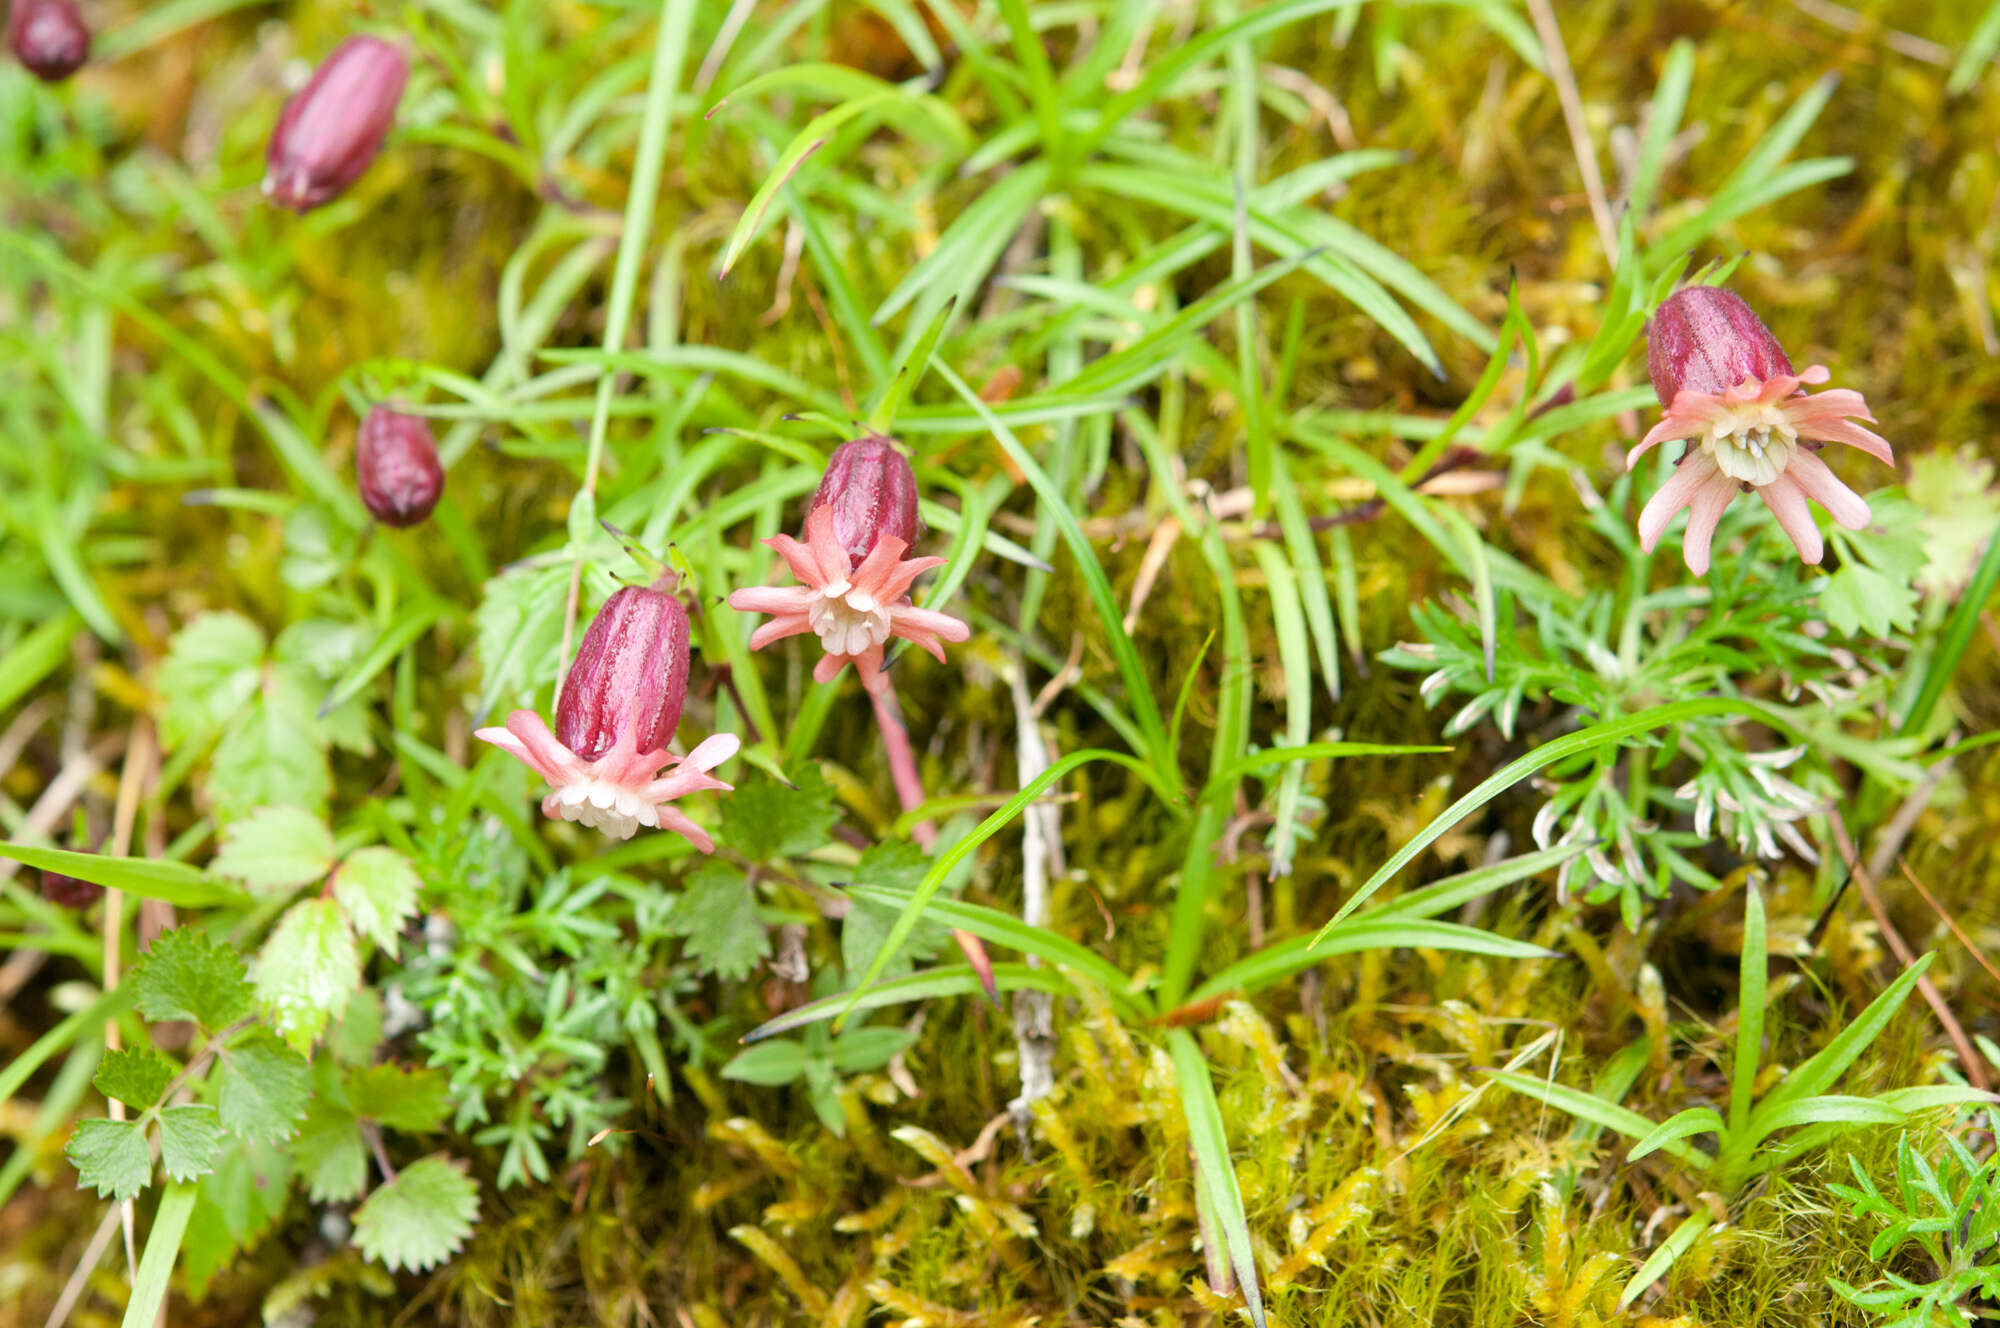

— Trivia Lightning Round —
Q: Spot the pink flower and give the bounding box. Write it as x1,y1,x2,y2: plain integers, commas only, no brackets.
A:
475,583,736,849
1628,286,1894,575
727,505,970,696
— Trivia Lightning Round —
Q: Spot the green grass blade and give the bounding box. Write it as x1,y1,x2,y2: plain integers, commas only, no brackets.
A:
1168,1029,1267,1328
1371,841,1592,920
839,748,1170,1020
1730,882,1767,1139
0,843,247,909
0,609,81,714
933,359,1175,776
1192,919,1555,1003
843,885,1144,1012
1309,697,1811,946
1486,1069,1708,1168
1627,39,1695,221
744,963,1073,1041
0,981,131,1110
120,1182,198,1328
1626,1106,1724,1162
1950,0,2000,94
1619,1209,1713,1309
1900,524,2000,738
1746,953,1934,1137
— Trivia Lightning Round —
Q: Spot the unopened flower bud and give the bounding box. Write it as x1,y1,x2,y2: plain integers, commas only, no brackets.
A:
9,0,89,81
809,435,920,568
1647,286,1795,406
263,36,408,213
40,870,102,909
556,584,690,761
356,406,444,527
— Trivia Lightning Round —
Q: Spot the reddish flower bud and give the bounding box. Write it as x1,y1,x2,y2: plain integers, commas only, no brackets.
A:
40,870,103,909
808,435,921,569
9,0,89,81
1646,286,1795,406
556,585,690,762
356,405,444,527
263,36,408,213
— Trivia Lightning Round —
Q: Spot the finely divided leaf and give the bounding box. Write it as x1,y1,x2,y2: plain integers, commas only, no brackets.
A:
352,1155,480,1273
255,898,362,1052
211,806,336,893
331,847,422,952
217,1033,312,1143
158,1105,227,1182
133,927,256,1030
67,1117,153,1200
94,1047,177,1111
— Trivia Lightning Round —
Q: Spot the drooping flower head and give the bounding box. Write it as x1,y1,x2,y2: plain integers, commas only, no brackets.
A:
356,406,444,527
9,0,89,80
1628,285,1894,575
475,582,736,849
727,439,968,695
263,36,409,213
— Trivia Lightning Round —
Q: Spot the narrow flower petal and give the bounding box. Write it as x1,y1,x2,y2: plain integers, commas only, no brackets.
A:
1681,470,1741,576
1759,475,1824,564
892,605,972,644
1783,449,1873,529
1636,454,1722,552
728,585,817,616
747,615,814,651
684,733,741,770
762,531,823,585
804,506,853,586
849,532,913,597
504,710,580,783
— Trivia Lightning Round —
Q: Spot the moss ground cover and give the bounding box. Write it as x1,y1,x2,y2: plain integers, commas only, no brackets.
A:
2,1,2000,1324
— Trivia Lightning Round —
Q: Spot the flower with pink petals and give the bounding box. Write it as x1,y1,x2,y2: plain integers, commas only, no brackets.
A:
475,582,736,849
1628,286,1894,575
727,504,970,695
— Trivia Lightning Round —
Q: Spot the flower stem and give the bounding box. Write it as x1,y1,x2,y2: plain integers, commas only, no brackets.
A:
868,684,997,1004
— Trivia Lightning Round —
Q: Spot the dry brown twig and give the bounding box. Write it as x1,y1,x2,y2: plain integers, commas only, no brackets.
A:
1829,810,1992,1092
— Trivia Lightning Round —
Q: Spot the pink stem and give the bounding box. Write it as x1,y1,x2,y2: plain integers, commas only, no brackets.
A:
868,684,996,1003
870,686,936,850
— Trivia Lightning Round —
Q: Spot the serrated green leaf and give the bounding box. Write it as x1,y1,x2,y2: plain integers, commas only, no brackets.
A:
133,927,255,1030
159,1105,226,1182
217,1033,311,1143
211,807,336,893
352,1155,480,1273
156,612,265,748
842,841,949,981
348,1063,451,1133
208,667,330,822
1822,563,1919,639
294,1098,367,1202
67,1116,153,1200
670,860,770,980
331,847,421,953
184,1141,291,1299
255,898,361,1052
94,1046,177,1110
719,765,837,860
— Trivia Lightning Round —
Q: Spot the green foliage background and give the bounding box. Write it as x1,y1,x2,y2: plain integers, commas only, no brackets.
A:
2,0,1999,1325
